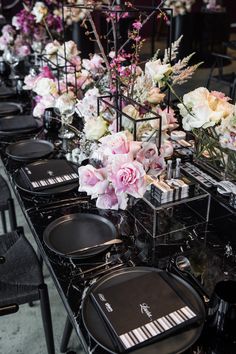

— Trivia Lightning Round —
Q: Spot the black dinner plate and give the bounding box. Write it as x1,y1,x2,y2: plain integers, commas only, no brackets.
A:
0,116,43,136
0,102,23,116
13,159,79,196
6,139,54,161
82,267,205,354
43,213,117,259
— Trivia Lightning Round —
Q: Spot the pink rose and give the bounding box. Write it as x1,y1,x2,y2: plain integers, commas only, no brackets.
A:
136,142,158,171
157,107,178,130
78,165,109,197
148,154,166,176
69,56,81,71
160,141,174,158
99,131,131,155
109,159,146,198
96,186,128,210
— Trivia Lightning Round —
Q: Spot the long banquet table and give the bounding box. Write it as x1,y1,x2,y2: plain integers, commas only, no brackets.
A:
1,122,236,354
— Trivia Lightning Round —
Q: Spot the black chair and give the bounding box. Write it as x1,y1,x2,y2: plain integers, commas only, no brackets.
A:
60,316,74,353
0,227,55,354
0,174,17,233
206,52,236,102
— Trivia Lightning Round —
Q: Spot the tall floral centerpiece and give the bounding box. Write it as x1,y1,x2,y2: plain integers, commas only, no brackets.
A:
178,87,236,179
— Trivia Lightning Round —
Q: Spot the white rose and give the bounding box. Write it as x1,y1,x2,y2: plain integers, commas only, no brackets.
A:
33,78,57,96
145,59,171,85
44,40,60,55
84,116,108,141
32,2,48,23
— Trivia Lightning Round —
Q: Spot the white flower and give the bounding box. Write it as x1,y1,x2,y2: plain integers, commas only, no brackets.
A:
178,87,235,131
84,116,108,141
76,87,101,120
58,41,79,61
32,2,48,23
44,40,60,55
12,16,21,30
33,78,57,96
145,59,171,85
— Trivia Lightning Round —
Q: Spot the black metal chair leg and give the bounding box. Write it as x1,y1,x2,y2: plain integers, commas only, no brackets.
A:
1,211,7,233
8,198,17,231
37,247,43,268
60,316,73,353
39,284,55,354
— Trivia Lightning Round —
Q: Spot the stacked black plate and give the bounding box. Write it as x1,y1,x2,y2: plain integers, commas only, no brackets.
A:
6,139,54,161
43,213,117,259
0,115,42,136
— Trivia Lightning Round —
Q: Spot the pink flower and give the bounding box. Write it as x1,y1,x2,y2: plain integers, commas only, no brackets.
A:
16,45,30,57
96,186,128,210
99,131,130,154
132,21,142,30
148,154,166,176
24,74,38,90
211,91,231,102
136,142,158,171
33,101,46,117
160,141,174,157
39,66,55,80
157,107,178,130
78,165,109,197
109,159,146,198
82,54,104,76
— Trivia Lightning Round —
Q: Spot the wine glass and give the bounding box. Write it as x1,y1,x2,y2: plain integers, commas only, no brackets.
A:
3,48,20,80
54,94,76,140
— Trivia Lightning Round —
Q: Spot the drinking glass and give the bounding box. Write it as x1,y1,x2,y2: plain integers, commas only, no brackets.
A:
3,48,20,80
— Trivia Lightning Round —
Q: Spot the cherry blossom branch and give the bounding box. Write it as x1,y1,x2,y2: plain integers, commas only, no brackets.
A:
118,0,166,53
87,12,112,87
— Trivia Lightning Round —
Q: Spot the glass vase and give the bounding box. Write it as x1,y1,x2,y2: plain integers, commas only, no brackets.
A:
193,127,236,180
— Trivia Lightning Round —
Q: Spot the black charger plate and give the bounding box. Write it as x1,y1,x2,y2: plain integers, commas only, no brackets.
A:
0,116,43,136
0,102,23,116
13,159,79,196
43,213,117,259
82,267,205,354
0,86,16,99
6,139,54,161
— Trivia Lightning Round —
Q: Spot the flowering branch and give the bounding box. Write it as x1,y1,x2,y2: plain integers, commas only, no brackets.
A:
87,12,112,87
118,0,166,53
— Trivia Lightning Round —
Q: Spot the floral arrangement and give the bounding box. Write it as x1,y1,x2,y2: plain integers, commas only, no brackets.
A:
178,87,234,131
0,25,31,58
203,0,222,11
163,0,195,16
78,131,167,210
23,41,106,117
0,1,63,58
178,86,236,169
